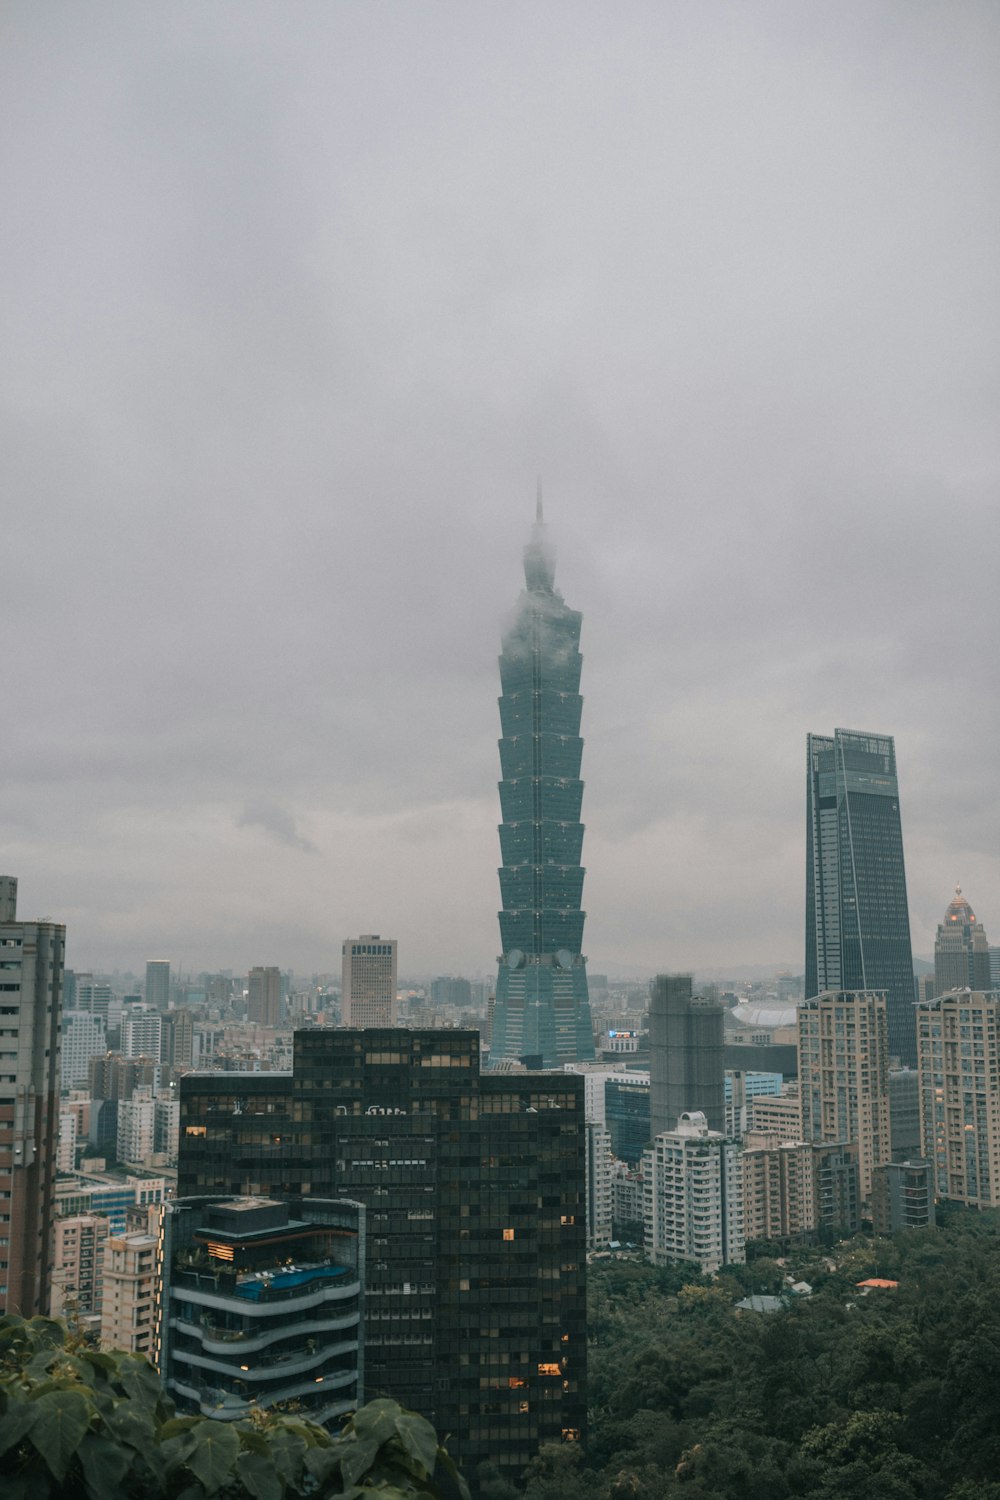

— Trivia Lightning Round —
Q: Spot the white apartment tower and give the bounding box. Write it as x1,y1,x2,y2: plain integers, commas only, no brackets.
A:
585,1121,614,1250
121,1007,162,1061
341,935,397,1027
643,1111,744,1273
0,876,64,1316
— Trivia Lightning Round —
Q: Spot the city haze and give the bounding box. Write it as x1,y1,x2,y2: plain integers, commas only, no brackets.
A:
2,3,998,975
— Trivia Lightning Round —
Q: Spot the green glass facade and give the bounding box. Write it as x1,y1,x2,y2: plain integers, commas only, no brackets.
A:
806,730,916,1065
492,510,595,1065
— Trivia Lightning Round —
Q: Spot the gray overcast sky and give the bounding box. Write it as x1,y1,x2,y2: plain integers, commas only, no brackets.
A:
2,2,998,980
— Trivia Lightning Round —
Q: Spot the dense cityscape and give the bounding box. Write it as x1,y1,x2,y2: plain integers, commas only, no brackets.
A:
3,506,1000,1498
3,6,998,1498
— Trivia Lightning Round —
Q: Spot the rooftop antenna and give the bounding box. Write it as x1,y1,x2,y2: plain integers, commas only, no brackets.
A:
536,478,544,524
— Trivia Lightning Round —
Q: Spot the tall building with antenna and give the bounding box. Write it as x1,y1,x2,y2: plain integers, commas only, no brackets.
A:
490,500,595,1066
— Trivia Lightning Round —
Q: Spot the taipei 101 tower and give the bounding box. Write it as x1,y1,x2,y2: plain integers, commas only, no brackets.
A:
491,500,596,1066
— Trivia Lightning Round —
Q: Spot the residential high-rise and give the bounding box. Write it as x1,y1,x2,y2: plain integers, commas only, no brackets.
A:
643,1112,744,1273
100,1230,158,1356
161,1008,194,1068
916,988,1000,1208
121,1006,162,1061
75,974,112,1027
61,1010,106,1091
648,974,724,1137
248,965,282,1026
585,1122,613,1251
341,937,397,1027
491,503,595,1067
798,990,892,1201
0,876,64,1317
933,887,992,995
158,1196,364,1426
870,1159,933,1233
145,960,171,1013
51,1213,109,1334
805,730,917,1064
741,1138,860,1240
178,1029,587,1479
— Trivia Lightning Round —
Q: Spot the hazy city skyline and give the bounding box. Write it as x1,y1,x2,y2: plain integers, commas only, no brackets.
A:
3,4,998,976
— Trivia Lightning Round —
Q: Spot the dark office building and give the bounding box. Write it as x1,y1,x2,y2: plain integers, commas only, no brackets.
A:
806,730,917,1065
604,1077,651,1165
648,975,724,1138
178,1029,587,1479
491,503,595,1067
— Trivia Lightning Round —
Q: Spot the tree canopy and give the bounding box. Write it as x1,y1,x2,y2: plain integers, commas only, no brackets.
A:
523,1208,1000,1500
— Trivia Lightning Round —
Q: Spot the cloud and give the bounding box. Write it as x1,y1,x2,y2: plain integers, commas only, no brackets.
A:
238,801,318,855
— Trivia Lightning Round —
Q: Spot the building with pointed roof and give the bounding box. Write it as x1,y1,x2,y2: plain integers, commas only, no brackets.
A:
490,504,595,1066
933,885,992,996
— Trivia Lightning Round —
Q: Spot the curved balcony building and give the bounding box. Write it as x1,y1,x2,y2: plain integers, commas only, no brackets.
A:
158,1195,364,1426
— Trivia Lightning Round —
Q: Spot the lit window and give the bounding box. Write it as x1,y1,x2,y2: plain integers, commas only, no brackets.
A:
502,1228,515,1241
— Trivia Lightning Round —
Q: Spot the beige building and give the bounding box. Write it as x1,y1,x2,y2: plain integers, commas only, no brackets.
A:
101,1231,158,1356
917,988,1000,1208
798,990,891,1202
747,1086,801,1140
742,1137,860,1241
341,935,397,1027
52,1213,110,1331
0,876,64,1317
248,967,282,1026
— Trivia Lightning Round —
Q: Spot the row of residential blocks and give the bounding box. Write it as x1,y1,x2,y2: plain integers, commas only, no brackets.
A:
584,985,1000,1270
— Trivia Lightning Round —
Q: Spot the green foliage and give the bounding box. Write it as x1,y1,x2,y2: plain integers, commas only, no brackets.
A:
0,1315,468,1500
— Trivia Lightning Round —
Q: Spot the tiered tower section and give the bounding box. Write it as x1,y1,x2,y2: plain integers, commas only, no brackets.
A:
491,505,595,1066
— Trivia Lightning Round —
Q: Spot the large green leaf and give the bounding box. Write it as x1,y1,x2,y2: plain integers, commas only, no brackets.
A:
352,1400,400,1446
338,1435,380,1489
0,1399,39,1458
304,1443,344,1486
78,1432,132,1500
235,1448,284,1500
393,1409,439,1478
118,1355,163,1411
265,1426,307,1485
184,1419,241,1493
27,1389,92,1482
103,1400,156,1452
26,1318,66,1349
159,1427,201,1474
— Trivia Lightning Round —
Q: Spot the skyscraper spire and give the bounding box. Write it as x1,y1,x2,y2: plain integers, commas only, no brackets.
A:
492,508,595,1067
536,478,543,524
